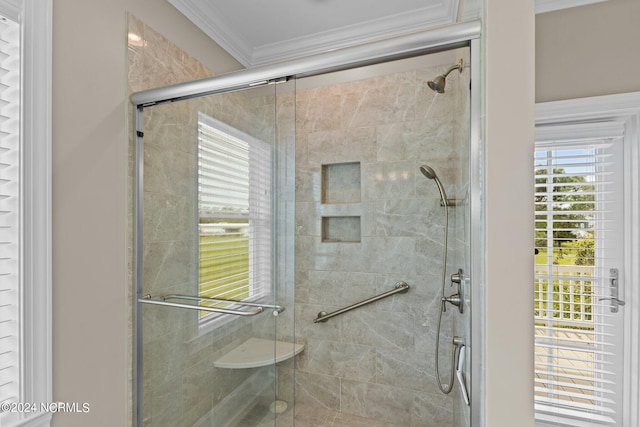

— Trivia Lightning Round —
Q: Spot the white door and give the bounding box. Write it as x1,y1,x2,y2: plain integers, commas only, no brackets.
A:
534,122,626,426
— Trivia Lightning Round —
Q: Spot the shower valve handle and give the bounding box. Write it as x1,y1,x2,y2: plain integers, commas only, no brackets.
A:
442,293,462,312
451,270,463,286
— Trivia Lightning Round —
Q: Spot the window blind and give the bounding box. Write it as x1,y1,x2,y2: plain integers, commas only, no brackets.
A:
197,114,272,320
0,14,20,410
534,124,624,426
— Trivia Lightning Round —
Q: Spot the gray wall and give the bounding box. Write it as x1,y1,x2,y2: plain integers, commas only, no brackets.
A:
536,0,640,102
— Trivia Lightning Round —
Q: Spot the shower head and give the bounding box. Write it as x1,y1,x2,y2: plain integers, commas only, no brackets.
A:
427,59,464,94
427,75,447,94
419,165,449,207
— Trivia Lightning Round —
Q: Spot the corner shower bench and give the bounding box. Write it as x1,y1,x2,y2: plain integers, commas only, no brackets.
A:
213,338,304,369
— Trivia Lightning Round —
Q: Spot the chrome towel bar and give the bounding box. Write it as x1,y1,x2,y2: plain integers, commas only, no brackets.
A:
139,294,285,317
313,281,410,323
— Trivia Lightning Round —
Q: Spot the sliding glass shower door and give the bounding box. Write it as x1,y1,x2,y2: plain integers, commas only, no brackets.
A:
135,80,297,427
131,21,482,426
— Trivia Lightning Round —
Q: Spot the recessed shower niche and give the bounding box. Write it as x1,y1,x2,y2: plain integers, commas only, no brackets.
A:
321,216,361,242
320,162,362,242
321,162,361,204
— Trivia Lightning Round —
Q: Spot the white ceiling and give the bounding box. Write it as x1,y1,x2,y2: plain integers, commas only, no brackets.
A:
168,0,607,68
168,0,464,67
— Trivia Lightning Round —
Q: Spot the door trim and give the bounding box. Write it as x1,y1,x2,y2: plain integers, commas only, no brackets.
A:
536,92,640,426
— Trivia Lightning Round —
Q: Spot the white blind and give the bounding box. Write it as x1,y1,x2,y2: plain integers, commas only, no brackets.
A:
197,114,272,318
534,126,624,426
0,14,20,410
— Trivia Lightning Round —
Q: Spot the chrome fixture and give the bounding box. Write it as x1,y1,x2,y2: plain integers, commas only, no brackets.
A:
314,281,410,323
419,165,449,207
427,59,464,94
420,164,465,395
139,294,285,316
442,294,462,312
442,269,465,314
454,338,470,406
419,165,463,206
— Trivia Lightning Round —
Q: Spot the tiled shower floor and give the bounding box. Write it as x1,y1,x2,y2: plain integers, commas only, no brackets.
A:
234,402,401,427
294,404,400,427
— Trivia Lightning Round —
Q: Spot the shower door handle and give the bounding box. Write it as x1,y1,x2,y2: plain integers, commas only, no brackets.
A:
456,344,470,406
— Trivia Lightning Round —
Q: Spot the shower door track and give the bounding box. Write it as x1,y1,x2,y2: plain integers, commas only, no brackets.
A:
131,19,482,427
130,20,481,107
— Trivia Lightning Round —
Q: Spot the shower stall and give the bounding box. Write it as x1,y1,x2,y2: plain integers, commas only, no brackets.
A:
132,20,482,427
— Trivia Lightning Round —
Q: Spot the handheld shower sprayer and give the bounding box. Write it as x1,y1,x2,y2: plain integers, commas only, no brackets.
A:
419,164,461,395
419,165,448,207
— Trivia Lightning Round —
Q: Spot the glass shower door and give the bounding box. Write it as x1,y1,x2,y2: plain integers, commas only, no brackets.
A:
135,80,297,427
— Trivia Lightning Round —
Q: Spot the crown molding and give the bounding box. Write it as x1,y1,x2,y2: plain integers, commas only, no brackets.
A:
168,0,254,67
0,0,20,20
251,2,458,66
169,0,458,68
171,0,611,67
460,0,481,22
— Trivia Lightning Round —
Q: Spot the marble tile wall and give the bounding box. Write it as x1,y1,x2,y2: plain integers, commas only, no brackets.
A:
128,15,295,427
294,49,471,427
128,14,217,427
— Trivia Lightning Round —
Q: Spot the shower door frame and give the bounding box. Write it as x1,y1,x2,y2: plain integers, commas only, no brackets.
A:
131,20,483,427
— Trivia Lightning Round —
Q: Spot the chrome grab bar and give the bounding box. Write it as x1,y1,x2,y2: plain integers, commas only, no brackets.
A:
313,281,410,323
138,294,285,317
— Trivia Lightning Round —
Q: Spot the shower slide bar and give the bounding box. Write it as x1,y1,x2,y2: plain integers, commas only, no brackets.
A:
138,294,285,316
313,281,410,323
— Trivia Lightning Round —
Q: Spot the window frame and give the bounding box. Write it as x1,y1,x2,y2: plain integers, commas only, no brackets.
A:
533,131,624,426
0,0,52,426
196,113,272,332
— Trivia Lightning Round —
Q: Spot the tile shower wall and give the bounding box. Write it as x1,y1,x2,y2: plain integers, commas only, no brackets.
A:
128,15,222,427
129,15,295,427
294,51,470,427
